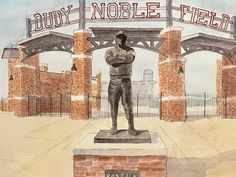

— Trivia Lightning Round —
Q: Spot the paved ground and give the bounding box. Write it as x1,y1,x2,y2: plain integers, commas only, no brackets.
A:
0,112,236,177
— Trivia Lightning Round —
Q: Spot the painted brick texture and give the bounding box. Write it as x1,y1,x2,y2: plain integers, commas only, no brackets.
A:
217,55,236,118
74,155,167,177
74,31,92,54
159,28,186,121
71,101,92,119
14,99,31,117
72,59,92,95
71,30,92,119
40,71,72,96
0,103,8,111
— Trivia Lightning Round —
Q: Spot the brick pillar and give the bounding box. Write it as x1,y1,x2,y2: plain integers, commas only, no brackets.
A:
71,29,92,120
216,59,224,117
14,64,37,117
159,27,186,121
92,73,102,110
217,54,236,118
8,47,39,117
8,57,20,112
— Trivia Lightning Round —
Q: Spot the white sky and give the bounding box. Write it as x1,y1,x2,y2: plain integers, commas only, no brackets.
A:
0,0,235,97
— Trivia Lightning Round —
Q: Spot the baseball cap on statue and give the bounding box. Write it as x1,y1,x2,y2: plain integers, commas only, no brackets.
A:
115,30,127,38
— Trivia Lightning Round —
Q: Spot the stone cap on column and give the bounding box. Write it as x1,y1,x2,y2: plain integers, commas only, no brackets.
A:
159,57,186,65
74,28,93,34
14,64,36,69
73,132,167,156
160,27,183,36
72,54,92,60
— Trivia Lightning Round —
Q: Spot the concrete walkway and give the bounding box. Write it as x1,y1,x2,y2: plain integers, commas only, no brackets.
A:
0,112,236,177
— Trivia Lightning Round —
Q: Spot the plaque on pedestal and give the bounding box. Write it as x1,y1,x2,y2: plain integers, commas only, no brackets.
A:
73,133,167,177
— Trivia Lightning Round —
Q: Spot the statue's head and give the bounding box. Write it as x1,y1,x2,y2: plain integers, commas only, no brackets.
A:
115,31,127,46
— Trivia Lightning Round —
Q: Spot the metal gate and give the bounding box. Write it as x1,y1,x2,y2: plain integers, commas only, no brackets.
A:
186,93,217,120
28,94,71,117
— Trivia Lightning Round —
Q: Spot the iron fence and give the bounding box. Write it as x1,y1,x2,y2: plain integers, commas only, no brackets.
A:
185,92,217,120
91,95,161,118
0,92,231,119
28,94,71,117
0,98,8,112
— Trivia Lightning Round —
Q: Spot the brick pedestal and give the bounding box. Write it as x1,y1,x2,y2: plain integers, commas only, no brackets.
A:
217,56,236,118
159,27,186,121
71,29,92,120
73,133,167,177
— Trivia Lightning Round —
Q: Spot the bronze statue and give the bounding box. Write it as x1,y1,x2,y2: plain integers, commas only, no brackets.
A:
105,31,138,136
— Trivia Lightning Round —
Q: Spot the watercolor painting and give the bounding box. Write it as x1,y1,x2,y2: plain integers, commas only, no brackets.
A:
0,0,236,177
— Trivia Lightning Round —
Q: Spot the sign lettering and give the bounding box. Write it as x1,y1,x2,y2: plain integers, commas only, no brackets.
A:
105,170,139,177
91,2,160,20
32,2,232,33
34,5,73,31
179,4,230,31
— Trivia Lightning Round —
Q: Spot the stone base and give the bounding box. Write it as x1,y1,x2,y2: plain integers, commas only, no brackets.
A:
73,133,167,177
94,130,151,143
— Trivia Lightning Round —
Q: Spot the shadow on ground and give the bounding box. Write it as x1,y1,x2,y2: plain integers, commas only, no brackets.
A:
168,148,236,177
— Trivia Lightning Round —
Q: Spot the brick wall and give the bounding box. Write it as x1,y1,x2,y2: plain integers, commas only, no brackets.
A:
74,155,167,177
40,71,72,96
39,71,72,113
159,28,186,121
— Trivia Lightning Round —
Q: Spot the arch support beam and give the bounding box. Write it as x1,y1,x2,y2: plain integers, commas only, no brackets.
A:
181,33,236,61
181,43,236,60
87,37,164,54
17,31,74,63
21,41,74,61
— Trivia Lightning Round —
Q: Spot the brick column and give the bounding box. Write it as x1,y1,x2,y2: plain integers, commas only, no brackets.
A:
159,27,186,121
92,73,102,110
216,59,224,117
8,47,39,117
71,29,92,120
8,57,20,112
14,64,37,117
217,54,236,118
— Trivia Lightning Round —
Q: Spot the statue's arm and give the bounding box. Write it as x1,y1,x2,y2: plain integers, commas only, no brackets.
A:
105,50,126,65
122,48,135,63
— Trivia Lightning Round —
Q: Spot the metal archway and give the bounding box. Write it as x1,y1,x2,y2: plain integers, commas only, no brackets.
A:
181,33,236,60
18,31,74,63
88,27,165,55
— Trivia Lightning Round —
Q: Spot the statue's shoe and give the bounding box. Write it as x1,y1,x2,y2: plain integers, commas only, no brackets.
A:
110,128,118,135
128,128,138,136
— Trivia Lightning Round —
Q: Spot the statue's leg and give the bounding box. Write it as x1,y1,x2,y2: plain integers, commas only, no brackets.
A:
121,78,138,136
108,79,121,135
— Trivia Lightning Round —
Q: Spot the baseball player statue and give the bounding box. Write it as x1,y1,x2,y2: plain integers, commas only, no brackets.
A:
105,31,138,136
